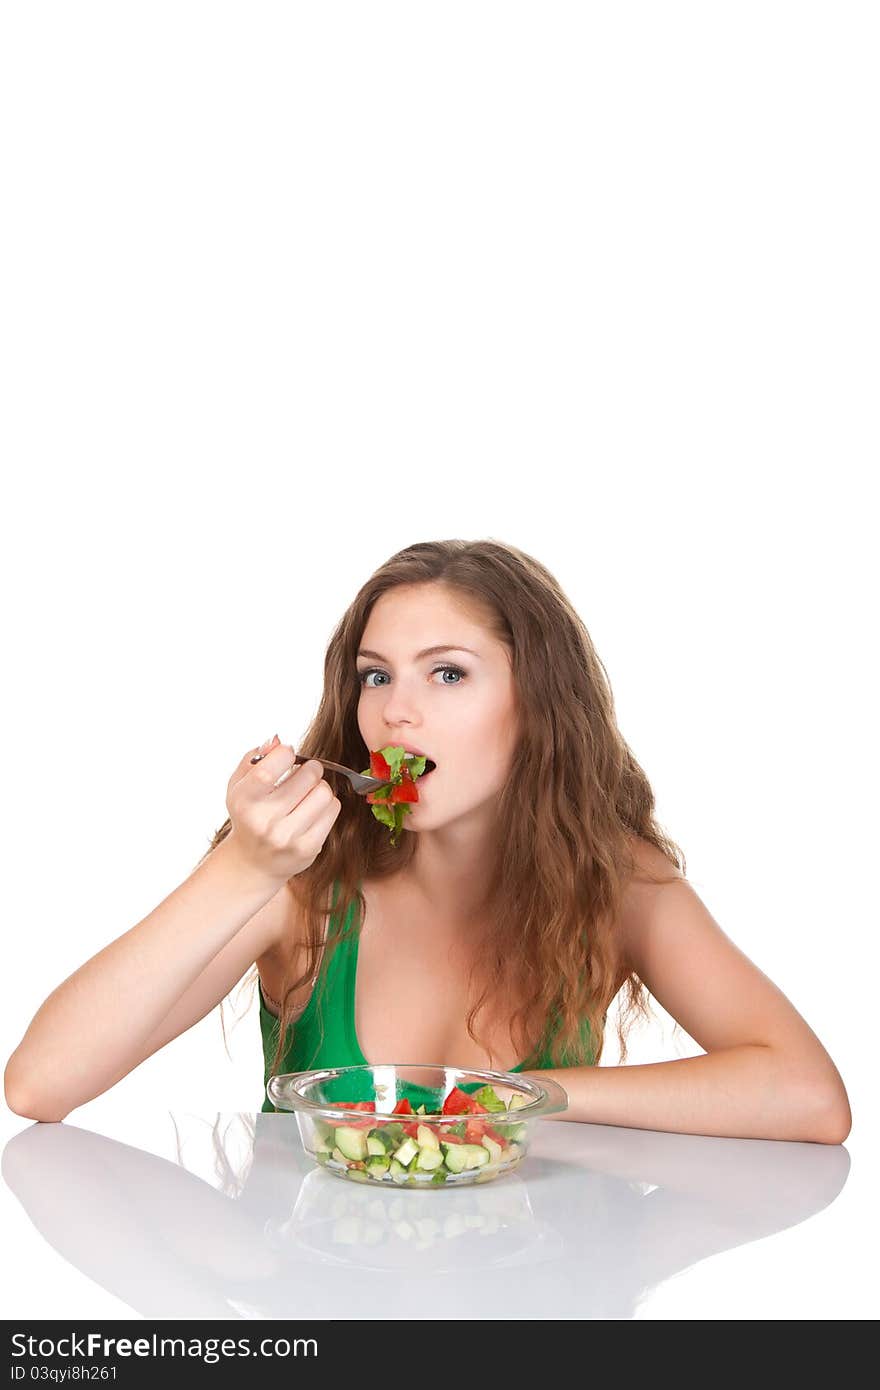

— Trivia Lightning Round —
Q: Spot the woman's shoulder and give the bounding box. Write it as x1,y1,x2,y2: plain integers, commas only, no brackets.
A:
625,833,685,885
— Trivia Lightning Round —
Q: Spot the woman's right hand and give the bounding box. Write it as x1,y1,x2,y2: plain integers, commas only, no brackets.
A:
223,736,343,883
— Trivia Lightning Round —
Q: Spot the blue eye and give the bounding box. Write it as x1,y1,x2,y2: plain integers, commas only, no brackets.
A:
358,663,466,688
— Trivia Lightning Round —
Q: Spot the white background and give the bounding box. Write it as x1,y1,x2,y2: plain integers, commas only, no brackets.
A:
1,2,877,1319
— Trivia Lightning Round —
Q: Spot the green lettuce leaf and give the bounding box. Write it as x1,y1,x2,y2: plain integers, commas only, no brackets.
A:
471,1084,507,1113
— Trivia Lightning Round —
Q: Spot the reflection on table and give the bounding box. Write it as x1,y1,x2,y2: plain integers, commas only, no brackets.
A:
1,1111,850,1320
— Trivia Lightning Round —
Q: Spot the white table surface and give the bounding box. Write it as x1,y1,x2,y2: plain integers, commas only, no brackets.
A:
1,1108,871,1321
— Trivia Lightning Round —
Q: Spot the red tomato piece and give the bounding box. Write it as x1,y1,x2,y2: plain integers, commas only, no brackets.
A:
366,787,393,805
464,1118,507,1146
389,1096,421,1136
441,1086,474,1115
442,1086,490,1116
366,754,423,806
324,1101,357,1128
370,750,393,781
325,1100,376,1130
464,1118,488,1143
390,773,418,804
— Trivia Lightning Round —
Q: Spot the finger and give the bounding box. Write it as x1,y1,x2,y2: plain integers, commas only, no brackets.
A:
248,733,280,764
245,741,304,783
271,756,320,790
251,747,327,806
264,780,339,849
227,735,280,796
286,783,342,840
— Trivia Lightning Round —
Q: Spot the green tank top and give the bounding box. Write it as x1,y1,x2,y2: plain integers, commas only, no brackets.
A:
259,881,596,1111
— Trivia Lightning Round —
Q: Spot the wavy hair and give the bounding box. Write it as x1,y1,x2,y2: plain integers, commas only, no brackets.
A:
199,539,686,1080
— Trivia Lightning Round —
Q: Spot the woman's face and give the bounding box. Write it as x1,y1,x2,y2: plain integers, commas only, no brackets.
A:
356,584,520,832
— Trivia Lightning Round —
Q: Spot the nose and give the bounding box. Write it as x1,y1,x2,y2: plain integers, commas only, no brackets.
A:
377,679,424,725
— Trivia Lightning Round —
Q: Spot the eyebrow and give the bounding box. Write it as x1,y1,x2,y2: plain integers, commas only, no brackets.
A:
356,644,482,662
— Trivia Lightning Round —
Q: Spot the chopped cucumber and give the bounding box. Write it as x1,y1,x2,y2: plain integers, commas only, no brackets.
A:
414,1147,444,1172
335,1127,368,1162
366,1156,390,1178
443,1143,490,1174
392,1136,419,1168
416,1123,440,1151
366,1135,387,1157
371,1127,399,1153
481,1136,503,1163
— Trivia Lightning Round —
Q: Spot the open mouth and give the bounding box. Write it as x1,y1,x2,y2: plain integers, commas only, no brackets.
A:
401,751,436,777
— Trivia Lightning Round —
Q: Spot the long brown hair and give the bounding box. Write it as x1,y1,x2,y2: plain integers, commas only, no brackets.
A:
199,538,686,1078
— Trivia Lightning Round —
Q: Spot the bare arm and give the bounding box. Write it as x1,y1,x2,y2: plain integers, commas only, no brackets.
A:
533,1044,849,1142
529,848,852,1144
3,835,290,1122
4,739,340,1123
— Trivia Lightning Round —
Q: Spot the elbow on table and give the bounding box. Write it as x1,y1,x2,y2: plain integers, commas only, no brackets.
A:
4,1058,69,1124
806,1080,852,1146
771,1045,852,1145
5,1088,69,1124
817,1099,852,1146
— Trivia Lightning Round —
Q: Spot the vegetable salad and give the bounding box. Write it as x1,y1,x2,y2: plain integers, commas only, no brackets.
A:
311,1084,530,1185
362,746,431,846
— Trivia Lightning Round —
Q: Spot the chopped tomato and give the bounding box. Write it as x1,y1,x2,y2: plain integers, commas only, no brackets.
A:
367,771,419,806
366,755,421,806
464,1117,508,1146
391,1096,421,1138
442,1085,490,1116
464,1117,487,1142
389,772,418,803
325,1100,376,1130
369,750,393,781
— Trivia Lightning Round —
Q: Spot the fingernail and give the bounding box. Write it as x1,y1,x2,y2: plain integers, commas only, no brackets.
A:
250,734,281,766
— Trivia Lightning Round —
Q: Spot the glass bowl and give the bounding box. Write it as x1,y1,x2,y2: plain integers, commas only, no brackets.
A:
266,1063,568,1188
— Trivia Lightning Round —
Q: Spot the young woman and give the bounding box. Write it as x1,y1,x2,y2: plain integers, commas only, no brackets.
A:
4,539,851,1142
